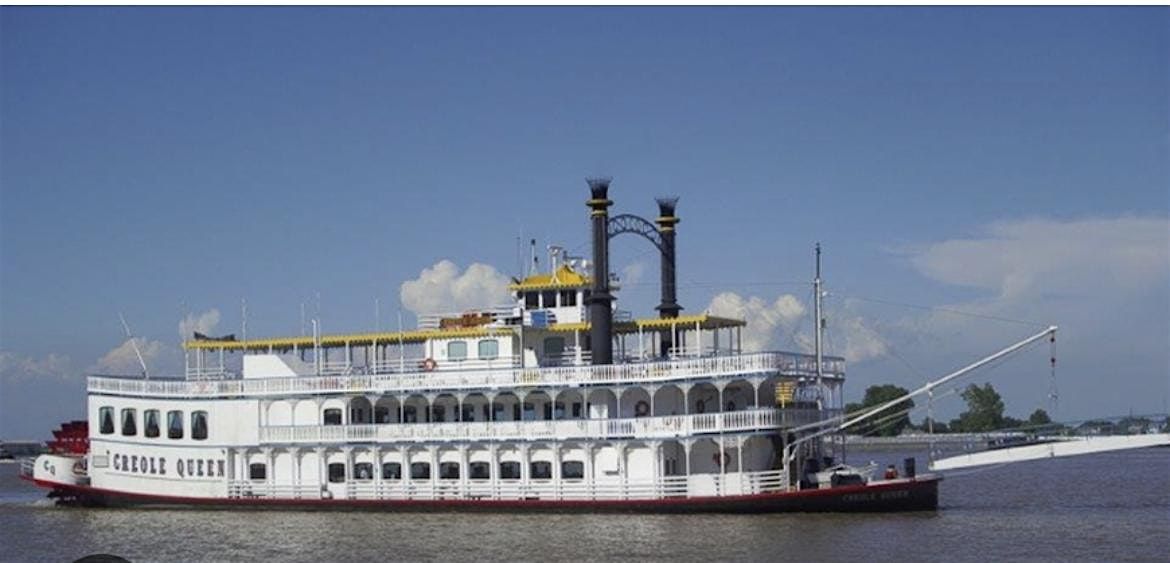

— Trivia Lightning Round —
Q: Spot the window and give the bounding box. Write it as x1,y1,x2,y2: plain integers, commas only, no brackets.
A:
249,463,267,481
410,462,431,480
477,339,499,360
374,407,391,424
439,462,460,480
447,341,467,361
543,337,565,357
381,462,402,480
191,411,208,440
167,410,183,439
323,408,342,425
524,292,538,308
328,463,346,483
499,461,521,480
469,462,490,480
562,461,584,479
144,409,160,438
121,408,137,437
541,290,557,308
530,461,552,480
560,290,577,307
99,407,115,435
354,462,374,481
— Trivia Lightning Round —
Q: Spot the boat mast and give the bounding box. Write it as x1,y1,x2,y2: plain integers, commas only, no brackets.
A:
814,243,824,408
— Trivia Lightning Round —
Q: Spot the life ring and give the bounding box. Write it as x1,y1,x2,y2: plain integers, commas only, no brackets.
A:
712,452,731,466
634,401,650,417
421,358,437,371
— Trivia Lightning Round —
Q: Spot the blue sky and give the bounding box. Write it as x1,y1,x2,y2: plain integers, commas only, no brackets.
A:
2,7,1167,438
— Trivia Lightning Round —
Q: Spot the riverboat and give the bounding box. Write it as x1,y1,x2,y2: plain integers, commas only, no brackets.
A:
22,179,942,512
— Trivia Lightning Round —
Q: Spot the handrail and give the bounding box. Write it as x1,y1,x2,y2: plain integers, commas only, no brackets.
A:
225,468,790,501
258,407,831,444
89,351,845,400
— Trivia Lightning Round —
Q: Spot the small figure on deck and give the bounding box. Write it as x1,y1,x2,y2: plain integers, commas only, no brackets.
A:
884,464,899,480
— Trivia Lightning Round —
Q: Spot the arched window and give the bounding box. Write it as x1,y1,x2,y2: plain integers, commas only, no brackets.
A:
121,408,137,437
323,408,342,425
144,410,160,438
191,411,208,440
530,461,552,480
98,407,114,435
328,463,346,483
381,462,402,480
498,461,521,480
410,462,431,480
543,337,565,357
447,341,468,361
249,463,267,481
478,339,499,360
562,461,584,479
469,462,490,480
439,462,460,480
167,410,183,439
354,463,373,481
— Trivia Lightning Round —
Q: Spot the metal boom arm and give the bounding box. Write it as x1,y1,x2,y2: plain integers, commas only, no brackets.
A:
786,325,1058,454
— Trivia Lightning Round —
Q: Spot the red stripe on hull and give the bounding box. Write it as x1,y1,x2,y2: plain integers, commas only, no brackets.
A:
22,474,941,513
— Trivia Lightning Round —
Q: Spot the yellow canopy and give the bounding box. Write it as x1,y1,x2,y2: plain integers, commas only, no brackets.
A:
184,313,745,352
508,265,590,291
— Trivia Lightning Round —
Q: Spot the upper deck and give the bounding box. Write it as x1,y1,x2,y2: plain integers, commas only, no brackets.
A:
89,350,845,400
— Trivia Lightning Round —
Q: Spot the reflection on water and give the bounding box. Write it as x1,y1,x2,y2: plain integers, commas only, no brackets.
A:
1,448,1167,562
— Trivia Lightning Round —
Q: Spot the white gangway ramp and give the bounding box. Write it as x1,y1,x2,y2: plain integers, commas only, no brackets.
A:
930,433,1170,471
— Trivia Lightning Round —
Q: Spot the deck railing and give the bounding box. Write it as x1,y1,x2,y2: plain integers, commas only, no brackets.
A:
19,458,35,479
89,351,844,399
258,408,829,444
225,468,789,502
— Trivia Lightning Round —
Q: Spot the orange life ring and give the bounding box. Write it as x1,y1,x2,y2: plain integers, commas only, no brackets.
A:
421,358,437,371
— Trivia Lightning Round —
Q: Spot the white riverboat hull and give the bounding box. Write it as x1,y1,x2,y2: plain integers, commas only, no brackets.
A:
21,470,941,513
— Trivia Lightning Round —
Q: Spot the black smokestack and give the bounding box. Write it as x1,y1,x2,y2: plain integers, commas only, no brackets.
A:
586,177,614,365
655,197,681,356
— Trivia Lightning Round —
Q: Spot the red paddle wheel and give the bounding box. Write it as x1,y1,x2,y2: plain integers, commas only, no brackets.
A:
48,420,89,455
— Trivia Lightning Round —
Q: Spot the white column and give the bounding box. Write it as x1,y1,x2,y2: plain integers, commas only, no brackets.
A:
552,443,562,500
429,446,439,500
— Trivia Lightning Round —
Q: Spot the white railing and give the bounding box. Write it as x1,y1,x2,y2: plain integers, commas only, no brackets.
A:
259,408,829,444
90,351,845,399
20,458,36,479
225,469,789,502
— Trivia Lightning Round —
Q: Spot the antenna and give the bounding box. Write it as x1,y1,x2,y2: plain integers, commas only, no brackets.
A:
530,238,538,275
241,298,247,344
118,312,150,379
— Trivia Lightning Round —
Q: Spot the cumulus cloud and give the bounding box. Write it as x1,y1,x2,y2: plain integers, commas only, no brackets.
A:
707,292,806,352
179,308,221,341
400,260,512,316
909,216,1169,301
92,337,173,376
0,351,74,380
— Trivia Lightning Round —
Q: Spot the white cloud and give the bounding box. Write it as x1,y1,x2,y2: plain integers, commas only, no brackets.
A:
706,292,806,352
620,261,647,286
92,337,171,376
179,308,221,341
909,216,1169,300
0,351,74,380
400,260,511,316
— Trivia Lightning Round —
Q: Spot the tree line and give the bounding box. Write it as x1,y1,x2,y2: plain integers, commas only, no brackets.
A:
843,383,1053,436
